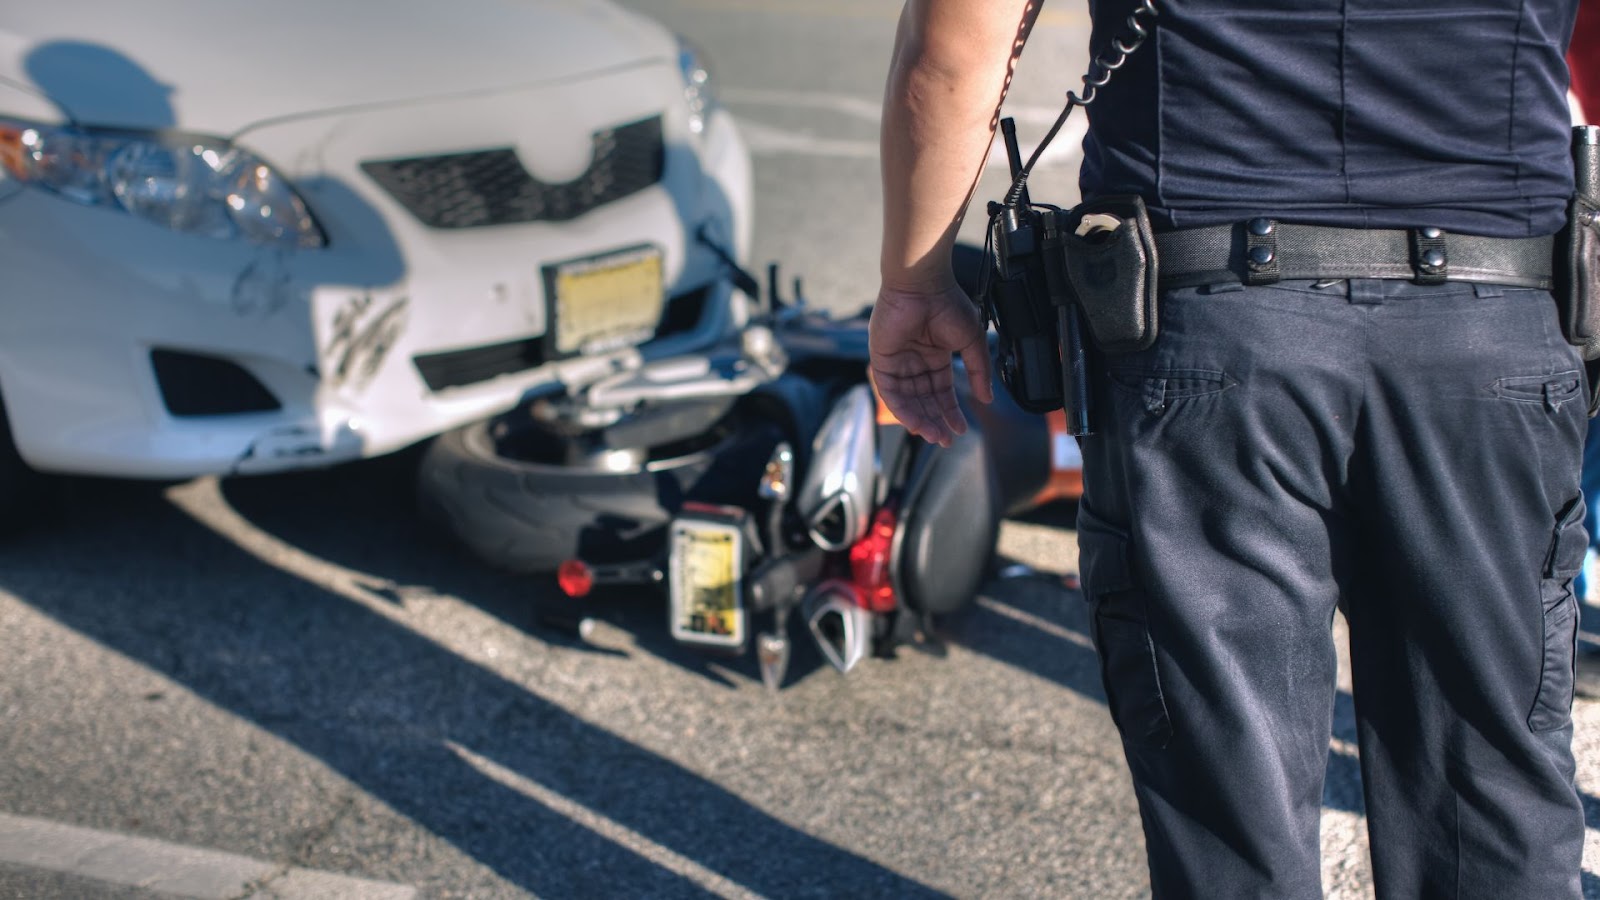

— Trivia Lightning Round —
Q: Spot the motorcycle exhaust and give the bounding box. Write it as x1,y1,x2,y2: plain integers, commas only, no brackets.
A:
802,579,874,674
795,383,877,551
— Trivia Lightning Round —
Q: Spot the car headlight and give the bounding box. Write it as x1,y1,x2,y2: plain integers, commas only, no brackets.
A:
676,36,719,136
0,119,325,250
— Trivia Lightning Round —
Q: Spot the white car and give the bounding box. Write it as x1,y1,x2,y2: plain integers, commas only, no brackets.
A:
0,0,752,500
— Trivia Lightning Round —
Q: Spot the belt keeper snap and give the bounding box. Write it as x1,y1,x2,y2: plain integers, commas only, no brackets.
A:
1410,226,1448,285
1243,217,1280,286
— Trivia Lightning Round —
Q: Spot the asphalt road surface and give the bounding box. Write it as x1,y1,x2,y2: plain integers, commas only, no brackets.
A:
3,2,1600,898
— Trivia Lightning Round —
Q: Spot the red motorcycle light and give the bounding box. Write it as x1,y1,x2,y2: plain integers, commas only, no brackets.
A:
848,506,898,613
557,560,594,598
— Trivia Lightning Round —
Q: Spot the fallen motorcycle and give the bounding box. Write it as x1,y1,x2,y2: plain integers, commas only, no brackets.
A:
418,269,1080,688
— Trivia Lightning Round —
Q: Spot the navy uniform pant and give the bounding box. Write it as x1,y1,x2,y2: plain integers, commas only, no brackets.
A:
1078,278,1588,898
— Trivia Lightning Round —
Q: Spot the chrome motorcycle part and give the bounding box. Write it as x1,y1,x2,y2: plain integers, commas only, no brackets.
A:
795,383,875,552
802,578,873,674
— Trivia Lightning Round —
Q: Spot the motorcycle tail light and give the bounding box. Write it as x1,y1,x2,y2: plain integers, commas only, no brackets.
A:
848,505,898,613
557,559,595,598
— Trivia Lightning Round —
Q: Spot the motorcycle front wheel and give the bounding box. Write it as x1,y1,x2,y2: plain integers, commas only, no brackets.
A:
418,400,784,574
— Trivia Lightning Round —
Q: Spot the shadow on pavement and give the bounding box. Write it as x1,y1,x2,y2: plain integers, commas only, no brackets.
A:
0,473,941,897
1323,690,1365,815
955,507,1369,817
218,450,831,690
1005,500,1078,532
947,567,1105,705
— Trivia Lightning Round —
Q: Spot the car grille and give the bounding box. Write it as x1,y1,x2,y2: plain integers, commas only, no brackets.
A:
362,116,665,228
413,337,548,393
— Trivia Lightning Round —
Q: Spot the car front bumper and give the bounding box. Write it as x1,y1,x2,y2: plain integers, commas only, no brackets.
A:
0,72,753,480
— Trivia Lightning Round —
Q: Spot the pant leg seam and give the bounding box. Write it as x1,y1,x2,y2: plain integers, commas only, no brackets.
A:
1454,792,1462,899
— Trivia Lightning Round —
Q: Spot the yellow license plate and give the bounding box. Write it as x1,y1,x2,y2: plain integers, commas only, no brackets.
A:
668,518,745,649
550,246,665,355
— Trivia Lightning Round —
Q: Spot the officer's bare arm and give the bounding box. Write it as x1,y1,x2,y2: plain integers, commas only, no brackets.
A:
880,0,1040,291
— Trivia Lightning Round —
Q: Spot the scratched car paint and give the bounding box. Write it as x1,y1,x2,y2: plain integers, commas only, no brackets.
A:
0,0,752,483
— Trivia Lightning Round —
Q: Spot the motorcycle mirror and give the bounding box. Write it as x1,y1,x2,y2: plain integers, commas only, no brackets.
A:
767,262,784,309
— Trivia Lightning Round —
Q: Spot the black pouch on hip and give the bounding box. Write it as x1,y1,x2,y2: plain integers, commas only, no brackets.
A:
1059,195,1160,353
1556,126,1600,414
1557,127,1600,358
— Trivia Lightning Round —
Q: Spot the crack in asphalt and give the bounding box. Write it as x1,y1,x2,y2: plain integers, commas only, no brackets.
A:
230,792,357,899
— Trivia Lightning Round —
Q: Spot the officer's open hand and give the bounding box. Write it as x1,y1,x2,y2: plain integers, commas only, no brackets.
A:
869,281,994,448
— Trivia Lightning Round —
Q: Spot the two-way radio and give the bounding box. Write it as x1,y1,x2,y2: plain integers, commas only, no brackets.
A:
978,0,1157,435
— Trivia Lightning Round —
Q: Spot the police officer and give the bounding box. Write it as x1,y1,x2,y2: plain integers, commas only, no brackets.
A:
872,0,1587,896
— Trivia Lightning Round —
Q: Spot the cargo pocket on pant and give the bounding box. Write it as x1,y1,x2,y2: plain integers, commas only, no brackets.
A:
1078,507,1173,750
1530,497,1587,733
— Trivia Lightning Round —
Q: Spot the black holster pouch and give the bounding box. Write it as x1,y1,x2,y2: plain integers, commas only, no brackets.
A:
1060,195,1161,353
1556,126,1600,415
980,194,1162,434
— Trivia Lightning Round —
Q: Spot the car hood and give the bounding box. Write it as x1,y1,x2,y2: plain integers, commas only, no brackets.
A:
0,0,676,134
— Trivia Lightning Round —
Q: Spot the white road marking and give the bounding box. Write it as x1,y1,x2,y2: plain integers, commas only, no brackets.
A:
721,88,884,123
723,88,1087,168
667,0,1088,28
0,812,415,899
973,596,1095,650
447,742,761,900
735,119,879,161
998,118,1089,170
735,117,1085,170
724,87,1081,128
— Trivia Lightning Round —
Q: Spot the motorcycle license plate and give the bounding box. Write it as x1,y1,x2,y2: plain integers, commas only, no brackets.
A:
546,245,664,356
668,513,746,651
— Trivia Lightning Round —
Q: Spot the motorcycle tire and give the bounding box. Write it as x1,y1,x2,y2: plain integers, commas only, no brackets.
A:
419,401,784,574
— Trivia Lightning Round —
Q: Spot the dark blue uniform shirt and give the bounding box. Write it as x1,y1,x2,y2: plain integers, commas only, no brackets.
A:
1081,0,1581,237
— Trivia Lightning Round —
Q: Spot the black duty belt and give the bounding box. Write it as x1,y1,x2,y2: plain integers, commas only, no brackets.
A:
1155,218,1555,290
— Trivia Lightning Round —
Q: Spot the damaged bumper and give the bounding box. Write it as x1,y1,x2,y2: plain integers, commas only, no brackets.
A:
0,95,752,480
